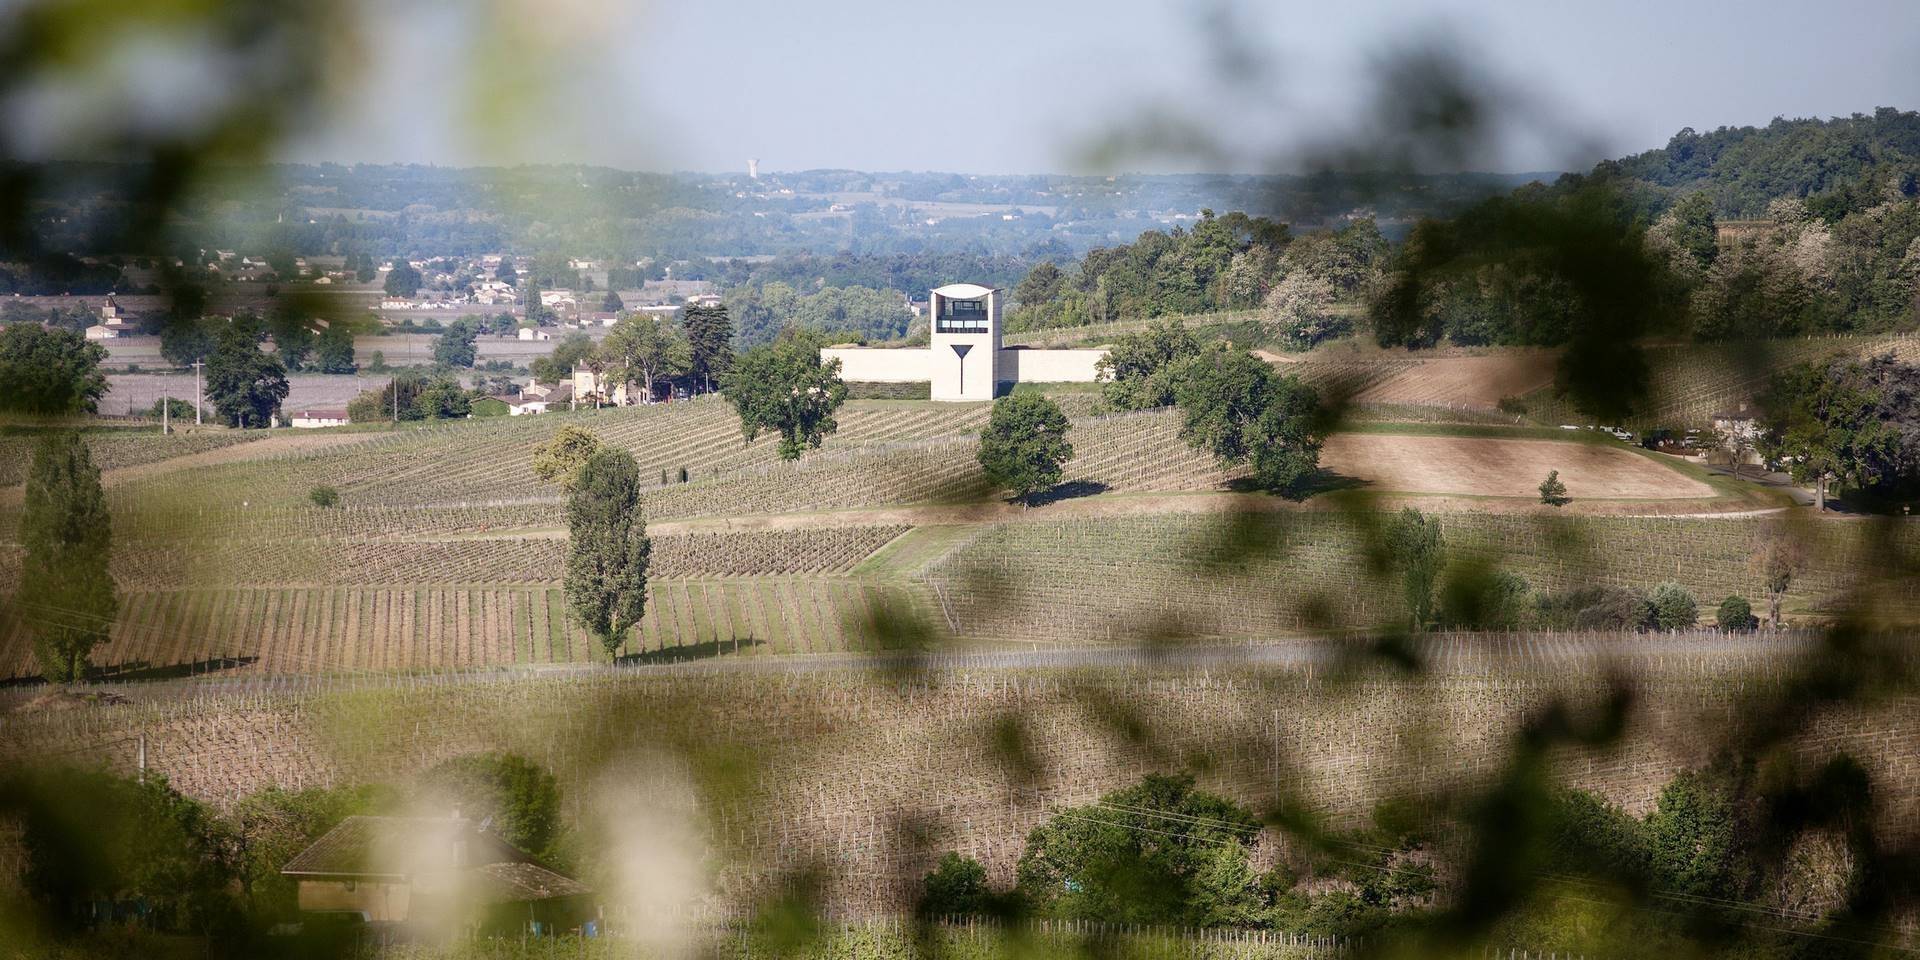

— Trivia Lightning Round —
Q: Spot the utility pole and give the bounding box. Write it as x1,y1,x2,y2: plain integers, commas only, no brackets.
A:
192,358,203,425
160,378,169,435
393,375,400,422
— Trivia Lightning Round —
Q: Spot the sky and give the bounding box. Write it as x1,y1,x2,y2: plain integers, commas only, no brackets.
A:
279,0,1920,176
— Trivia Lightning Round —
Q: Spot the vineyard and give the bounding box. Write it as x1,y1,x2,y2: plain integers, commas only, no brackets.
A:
3,656,1916,915
0,576,930,678
1517,333,1920,428
0,427,269,487
921,512,1920,644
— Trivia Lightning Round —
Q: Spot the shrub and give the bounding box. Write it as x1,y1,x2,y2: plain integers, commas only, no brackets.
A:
307,485,339,508
677,465,689,483
1649,581,1698,631
918,852,993,919
1716,595,1759,632
1535,586,1653,632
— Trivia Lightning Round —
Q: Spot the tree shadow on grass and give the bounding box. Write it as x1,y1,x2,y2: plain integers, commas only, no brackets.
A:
1023,480,1111,507
90,656,260,682
619,637,766,665
1224,470,1370,499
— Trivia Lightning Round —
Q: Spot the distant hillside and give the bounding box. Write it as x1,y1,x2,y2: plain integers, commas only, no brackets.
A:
1594,107,1920,218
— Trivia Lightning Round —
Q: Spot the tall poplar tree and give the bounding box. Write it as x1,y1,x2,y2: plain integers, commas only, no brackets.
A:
564,449,651,657
19,433,116,683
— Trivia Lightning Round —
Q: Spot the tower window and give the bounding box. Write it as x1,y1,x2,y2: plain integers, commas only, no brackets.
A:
937,298,989,333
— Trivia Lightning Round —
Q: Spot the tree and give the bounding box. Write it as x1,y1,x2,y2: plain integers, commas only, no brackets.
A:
530,331,597,383
1646,769,1753,903
1648,581,1699,631
314,323,357,374
205,328,290,428
978,394,1074,504
1385,507,1444,631
601,313,690,403
720,332,849,460
1760,353,1920,509
1716,595,1758,632
532,425,603,489
266,310,315,371
1264,271,1350,349
600,289,624,312
416,753,567,867
150,397,197,422
6,768,237,936
1097,319,1201,410
1172,342,1326,496
18,433,116,683
494,259,518,287
433,319,479,368
308,485,339,507
1752,525,1806,629
0,324,109,415
1015,773,1266,927
383,261,422,298
565,449,651,656
918,852,994,919
1013,260,1065,308
683,304,735,394
1664,192,1721,272
159,316,216,368
1539,469,1570,506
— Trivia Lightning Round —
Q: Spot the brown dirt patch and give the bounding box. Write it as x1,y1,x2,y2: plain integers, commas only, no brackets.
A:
1353,350,1557,409
1320,433,1715,500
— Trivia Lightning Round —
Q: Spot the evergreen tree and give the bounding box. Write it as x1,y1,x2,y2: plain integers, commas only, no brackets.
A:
683,304,736,394
1386,507,1444,631
1539,469,1570,506
565,449,651,656
19,433,116,683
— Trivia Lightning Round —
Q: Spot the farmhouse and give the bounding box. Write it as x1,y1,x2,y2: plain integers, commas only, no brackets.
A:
83,323,121,340
290,408,350,429
282,815,593,936
821,284,1107,401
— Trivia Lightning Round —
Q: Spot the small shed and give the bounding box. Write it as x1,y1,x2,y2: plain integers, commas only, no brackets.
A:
282,815,593,937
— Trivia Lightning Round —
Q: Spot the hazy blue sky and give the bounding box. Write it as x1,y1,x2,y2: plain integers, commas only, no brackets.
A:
287,0,1920,175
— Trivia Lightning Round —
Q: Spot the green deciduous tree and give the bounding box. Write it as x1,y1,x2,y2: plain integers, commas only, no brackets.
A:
1096,319,1201,410
1172,342,1325,496
978,393,1074,504
1648,581,1698,631
917,852,995,919
1759,352,1920,509
1386,507,1444,632
18,433,116,683
0,324,109,415
1716,595,1758,632
602,313,690,402
383,261,422,297
565,449,651,656
1015,773,1266,927
532,425,603,489
205,328,290,428
314,323,356,374
720,332,849,460
432,319,479,368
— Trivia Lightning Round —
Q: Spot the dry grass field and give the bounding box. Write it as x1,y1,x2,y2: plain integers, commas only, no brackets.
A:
1320,433,1715,499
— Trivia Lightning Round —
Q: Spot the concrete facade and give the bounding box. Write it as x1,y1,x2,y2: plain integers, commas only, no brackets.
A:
821,284,1108,402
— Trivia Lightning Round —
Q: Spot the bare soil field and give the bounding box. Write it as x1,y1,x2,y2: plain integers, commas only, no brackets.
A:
1320,433,1715,500
1352,350,1557,409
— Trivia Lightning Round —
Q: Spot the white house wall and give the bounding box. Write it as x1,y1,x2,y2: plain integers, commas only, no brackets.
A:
822,348,935,383
997,348,1105,384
